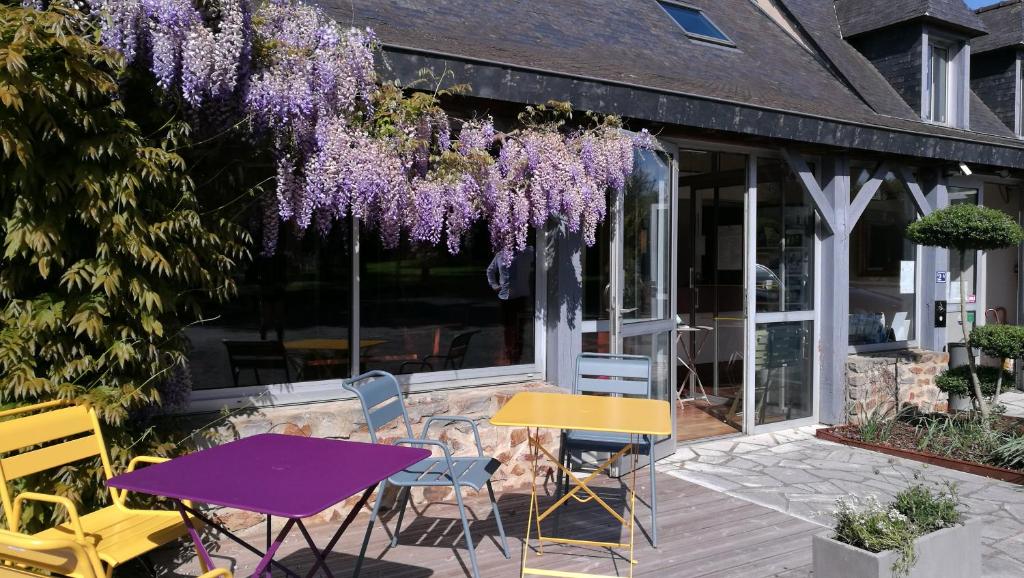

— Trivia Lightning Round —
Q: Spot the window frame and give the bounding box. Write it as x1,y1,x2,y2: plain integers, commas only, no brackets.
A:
846,166,924,354
1015,51,1023,138
921,28,970,129
656,0,736,48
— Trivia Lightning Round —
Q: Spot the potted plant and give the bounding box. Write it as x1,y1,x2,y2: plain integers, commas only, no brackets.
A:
813,484,981,578
906,204,1024,420
936,364,1012,412
968,324,1024,405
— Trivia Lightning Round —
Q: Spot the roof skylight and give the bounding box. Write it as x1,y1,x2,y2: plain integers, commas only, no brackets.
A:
658,1,734,46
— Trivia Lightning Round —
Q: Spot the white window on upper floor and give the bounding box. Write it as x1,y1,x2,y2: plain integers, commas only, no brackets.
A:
926,41,951,124
922,31,969,129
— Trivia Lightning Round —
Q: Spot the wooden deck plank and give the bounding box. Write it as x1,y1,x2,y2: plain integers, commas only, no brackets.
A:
156,472,820,578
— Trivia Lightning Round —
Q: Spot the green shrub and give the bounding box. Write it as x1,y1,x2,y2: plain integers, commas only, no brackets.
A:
970,325,1024,361
0,4,248,530
892,484,962,533
833,484,963,578
905,204,1024,252
935,365,1010,397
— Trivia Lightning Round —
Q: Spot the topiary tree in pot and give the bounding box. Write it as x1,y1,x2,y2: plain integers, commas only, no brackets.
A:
905,204,1024,421
968,324,1024,405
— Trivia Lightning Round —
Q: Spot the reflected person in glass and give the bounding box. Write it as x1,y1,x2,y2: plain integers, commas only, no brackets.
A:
487,247,534,365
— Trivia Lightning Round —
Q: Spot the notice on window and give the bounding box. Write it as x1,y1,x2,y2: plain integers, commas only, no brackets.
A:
717,225,743,271
899,261,915,294
948,281,961,303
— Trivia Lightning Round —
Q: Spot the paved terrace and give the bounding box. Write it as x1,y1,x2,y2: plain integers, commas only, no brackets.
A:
660,425,1024,577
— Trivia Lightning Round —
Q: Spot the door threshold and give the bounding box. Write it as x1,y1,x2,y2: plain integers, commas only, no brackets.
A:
676,430,745,445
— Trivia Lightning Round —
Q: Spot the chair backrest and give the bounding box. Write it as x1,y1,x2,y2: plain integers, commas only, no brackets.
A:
574,353,652,398
0,529,104,578
444,330,480,369
342,371,413,443
222,340,289,369
0,403,115,530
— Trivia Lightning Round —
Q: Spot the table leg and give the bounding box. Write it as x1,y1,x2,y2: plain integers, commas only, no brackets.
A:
252,519,296,577
266,515,272,578
304,484,375,578
520,427,539,578
179,504,302,578
177,501,215,572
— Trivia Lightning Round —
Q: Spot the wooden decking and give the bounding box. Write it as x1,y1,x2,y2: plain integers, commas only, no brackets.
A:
159,472,822,578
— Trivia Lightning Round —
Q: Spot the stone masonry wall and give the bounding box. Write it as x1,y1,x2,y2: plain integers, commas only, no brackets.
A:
198,381,562,531
846,349,949,423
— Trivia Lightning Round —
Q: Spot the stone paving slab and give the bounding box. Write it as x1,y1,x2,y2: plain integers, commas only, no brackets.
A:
659,426,1024,577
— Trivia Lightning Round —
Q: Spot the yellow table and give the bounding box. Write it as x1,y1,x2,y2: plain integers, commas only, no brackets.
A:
491,392,671,578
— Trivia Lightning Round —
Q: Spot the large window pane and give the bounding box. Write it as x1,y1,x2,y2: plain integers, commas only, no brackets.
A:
929,44,949,123
754,321,814,425
755,158,816,313
623,150,673,323
360,223,535,374
186,225,351,389
849,166,917,345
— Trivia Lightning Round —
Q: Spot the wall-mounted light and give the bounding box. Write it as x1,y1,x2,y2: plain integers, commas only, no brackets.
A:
958,162,972,176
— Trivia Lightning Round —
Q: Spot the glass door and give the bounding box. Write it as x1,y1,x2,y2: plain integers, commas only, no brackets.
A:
583,145,677,459
676,150,747,441
748,157,818,432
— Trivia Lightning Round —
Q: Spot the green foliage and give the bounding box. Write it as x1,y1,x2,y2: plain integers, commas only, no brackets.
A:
990,435,1024,471
934,364,1010,397
833,484,963,578
911,413,1002,461
0,3,248,528
905,203,1024,252
892,484,962,534
858,403,898,444
970,324,1024,360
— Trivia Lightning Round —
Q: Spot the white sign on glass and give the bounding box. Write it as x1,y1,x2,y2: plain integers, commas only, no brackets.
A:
899,261,915,294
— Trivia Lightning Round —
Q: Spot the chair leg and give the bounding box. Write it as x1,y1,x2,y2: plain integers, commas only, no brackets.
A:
354,481,387,577
390,486,411,548
648,445,658,547
555,434,566,497
452,485,481,578
486,481,510,559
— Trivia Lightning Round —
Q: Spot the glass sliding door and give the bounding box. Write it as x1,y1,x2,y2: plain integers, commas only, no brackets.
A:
676,150,747,441
583,146,677,458
749,156,818,430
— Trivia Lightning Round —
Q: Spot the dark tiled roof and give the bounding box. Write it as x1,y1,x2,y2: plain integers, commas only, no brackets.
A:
973,0,1024,53
835,0,987,38
319,0,1023,155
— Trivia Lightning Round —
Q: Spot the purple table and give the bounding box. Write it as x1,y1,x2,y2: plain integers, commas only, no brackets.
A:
108,434,429,578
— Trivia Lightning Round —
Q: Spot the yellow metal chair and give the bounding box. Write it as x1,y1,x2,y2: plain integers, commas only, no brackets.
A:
0,528,231,577
0,401,201,578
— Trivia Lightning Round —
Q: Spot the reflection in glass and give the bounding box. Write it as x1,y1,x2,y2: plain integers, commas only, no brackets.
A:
623,330,673,440
623,150,673,323
848,165,917,345
948,187,979,301
754,321,814,425
756,158,815,313
361,223,535,375
186,225,352,389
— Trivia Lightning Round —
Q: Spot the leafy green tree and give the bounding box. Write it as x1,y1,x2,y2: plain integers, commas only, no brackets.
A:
968,324,1024,404
906,203,1024,420
0,3,248,526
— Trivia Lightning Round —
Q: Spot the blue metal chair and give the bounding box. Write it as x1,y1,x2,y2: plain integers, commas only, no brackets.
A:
344,371,509,578
556,352,660,546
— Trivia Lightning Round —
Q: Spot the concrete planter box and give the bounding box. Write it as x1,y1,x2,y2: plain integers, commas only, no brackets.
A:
812,518,981,578
948,393,972,412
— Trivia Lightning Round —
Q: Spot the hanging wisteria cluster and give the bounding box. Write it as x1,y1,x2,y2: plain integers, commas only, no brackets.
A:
82,0,656,260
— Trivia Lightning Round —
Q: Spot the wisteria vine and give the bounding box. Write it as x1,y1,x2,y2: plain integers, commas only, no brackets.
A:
80,0,656,260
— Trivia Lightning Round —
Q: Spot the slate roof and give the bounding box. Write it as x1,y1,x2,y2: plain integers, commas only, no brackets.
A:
317,0,1024,165
834,0,988,38
973,0,1024,54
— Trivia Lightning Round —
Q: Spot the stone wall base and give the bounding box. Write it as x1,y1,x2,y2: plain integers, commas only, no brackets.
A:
846,349,949,423
197,381,561,532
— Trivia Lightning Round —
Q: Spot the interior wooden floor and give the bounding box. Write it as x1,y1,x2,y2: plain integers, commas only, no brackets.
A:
157,472,821,578
676,399,742,442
